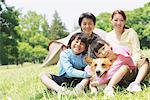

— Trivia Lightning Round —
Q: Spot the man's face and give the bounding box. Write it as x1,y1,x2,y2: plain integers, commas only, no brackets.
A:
80,18,95,37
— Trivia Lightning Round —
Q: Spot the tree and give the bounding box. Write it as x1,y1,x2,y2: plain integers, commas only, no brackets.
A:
29,34,49,48
96,12,111,32
17,42,33,66
49,10,69,40
32,45,48,63
15,11,51,64
0,2,20,65
15,11,50,43
142,22,150,49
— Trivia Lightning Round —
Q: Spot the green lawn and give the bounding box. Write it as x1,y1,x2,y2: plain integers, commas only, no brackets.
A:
0,63,150,100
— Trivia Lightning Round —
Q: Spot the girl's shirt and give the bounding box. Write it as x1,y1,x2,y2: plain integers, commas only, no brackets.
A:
106,28,141,64
99,45,136,84
59,49,90,78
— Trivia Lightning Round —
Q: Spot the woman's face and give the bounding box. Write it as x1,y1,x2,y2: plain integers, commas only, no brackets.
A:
80,18,95,37
111,13,125,31
71,36,86,55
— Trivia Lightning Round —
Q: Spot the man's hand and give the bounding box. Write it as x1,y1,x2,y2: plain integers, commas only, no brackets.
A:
90,80,100,87
85,66,94,77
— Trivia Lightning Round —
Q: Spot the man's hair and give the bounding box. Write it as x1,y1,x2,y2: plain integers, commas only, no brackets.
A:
78,12,96,26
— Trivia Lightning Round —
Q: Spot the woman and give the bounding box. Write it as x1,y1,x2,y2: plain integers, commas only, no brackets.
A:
106,9,149,92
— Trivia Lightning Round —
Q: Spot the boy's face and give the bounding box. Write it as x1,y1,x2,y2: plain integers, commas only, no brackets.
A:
71,36,86,55
94,44,112,58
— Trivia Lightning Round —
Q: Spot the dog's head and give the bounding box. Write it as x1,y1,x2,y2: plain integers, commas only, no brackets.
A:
85,56,112,77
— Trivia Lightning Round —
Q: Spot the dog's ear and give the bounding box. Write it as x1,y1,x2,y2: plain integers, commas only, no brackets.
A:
84,56,93,65
104,58,112,66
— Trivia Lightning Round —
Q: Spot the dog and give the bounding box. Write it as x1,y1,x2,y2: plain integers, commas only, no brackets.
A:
84,56,112,94
85,56,112,79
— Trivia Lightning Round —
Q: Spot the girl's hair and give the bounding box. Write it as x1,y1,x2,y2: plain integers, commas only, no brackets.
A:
78,12,96,27
111,10,129,29
91,39,110,53
67,32,89,54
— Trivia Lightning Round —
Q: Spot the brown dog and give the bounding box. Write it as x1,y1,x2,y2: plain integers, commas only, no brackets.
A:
84,56,112,94
74,56,112,94
85,56,112,78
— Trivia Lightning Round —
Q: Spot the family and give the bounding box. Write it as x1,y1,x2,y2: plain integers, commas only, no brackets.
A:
40,10,150,96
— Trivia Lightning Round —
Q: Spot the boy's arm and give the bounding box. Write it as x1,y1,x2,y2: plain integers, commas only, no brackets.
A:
60,52,91,78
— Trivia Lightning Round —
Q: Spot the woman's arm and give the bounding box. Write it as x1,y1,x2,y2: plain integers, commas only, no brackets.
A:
129,28,141,63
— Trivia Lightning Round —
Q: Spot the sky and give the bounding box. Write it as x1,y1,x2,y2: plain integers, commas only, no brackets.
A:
5,0,150,32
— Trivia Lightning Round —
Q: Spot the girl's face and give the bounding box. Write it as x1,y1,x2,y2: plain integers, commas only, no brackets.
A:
71,36,86,55
80,18,95,37
111,13,125,31
94,44,113,58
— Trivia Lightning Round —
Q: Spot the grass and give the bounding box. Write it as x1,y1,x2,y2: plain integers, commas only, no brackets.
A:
0,63,150,100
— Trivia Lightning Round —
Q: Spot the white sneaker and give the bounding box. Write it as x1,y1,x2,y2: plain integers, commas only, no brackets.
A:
126,82,142,92
57,87,71,95
74,84,85,94
103,86,115,97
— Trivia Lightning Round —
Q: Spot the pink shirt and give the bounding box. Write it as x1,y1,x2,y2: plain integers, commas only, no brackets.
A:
99,45,136,84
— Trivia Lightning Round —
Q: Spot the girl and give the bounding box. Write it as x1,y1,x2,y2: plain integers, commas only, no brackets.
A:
90,39,136,96
40,32,91,94
106,9,149,92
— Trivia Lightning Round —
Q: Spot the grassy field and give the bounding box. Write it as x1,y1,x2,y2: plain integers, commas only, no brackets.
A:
0,62,150,100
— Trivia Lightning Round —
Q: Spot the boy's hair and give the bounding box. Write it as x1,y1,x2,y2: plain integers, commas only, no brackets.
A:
91,39,110,53
67,32,89,54
78,12,96,27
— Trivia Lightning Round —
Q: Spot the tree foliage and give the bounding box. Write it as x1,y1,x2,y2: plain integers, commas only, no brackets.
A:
96,12,111,32
15,11,50,43
0,2,20,65
32,45,48,63
17,42,33,66
29,34,49,48
49,10,69,40
14,11,51,64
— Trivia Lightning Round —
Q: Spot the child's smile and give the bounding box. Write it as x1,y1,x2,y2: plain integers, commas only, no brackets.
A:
71,36,86,55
